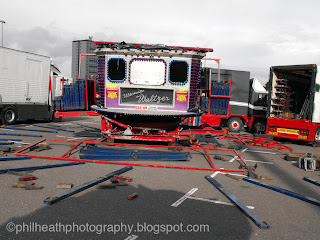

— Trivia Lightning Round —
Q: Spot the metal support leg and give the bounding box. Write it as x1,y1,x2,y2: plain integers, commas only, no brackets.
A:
44,166,133,205
205,176,270,229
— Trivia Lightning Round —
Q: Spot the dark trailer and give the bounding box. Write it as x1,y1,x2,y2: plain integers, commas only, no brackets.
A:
193,68,268,133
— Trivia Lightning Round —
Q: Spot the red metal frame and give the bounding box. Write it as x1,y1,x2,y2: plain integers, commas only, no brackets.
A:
85,75,88,110
13,139,248,173
189,126,226,135
78,53,96,79
100,115,225,142
266,117,319,142
62,77,64,94
49,76,53,107
202,59,221,82
94,75,96,103
54,111,100,118
219,134,293,151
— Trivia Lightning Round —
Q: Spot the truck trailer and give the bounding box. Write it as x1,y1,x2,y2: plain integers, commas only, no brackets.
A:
266,64,320,142
186,68,268,133
0,47,62,124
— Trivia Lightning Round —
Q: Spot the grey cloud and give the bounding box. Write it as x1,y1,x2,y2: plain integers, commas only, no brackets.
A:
6,27,71,58
4,26,77,77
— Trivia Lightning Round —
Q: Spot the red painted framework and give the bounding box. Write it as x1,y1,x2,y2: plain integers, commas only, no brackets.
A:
99,115,226,142
54,111,100,117
13,139,248,173
219,134,293,151
266,117,320,142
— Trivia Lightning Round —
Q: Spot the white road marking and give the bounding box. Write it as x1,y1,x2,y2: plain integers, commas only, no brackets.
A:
172,188,255,209
124,235,138,240
8,141,31,145
210,168,224,178
229,156,238,163
243,159,273,164
220,172,247,178
187,196,255,209
210,171,221,178
229,148,246,162
67,137,88,140
171,188,198,207
229,154,273,165
244,149,277,154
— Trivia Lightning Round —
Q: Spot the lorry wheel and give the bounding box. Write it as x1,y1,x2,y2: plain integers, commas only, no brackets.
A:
314,128,320,142
251,120,266,134
4,107,18,125
53,116,62,122
227,117,243,132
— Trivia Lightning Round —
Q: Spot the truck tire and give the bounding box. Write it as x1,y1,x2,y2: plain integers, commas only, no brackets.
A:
251,119,266,134
3,106,18,125
227,117,243,132
52,115,62,122
314,128,320,142
54,116,62,122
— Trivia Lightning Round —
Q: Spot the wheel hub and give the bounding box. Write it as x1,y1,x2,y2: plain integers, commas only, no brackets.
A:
5,111,14,122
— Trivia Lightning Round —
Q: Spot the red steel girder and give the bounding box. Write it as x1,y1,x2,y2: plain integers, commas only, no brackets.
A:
14,139,248,173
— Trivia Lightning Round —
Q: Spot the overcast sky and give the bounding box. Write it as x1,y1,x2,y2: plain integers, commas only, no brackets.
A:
1,0,320,84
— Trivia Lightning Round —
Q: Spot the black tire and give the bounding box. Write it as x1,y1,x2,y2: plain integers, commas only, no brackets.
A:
53,116,62,122
251,120,266,134
3,106,18,125
227,117,243,132
314,127,320,142
51,112,62,122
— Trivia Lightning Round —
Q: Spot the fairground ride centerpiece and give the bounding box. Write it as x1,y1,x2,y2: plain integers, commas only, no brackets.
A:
91,41,213,131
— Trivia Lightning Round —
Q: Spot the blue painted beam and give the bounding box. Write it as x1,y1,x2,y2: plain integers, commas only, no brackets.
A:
83,147,189,156
0,133,42,137
0,142,14,145
205,176,270,229
303,177,320,187
33,125,75,133
243,177,320,207
2,127,57,133
0,139,22,141
44,166,133,205
0,156,32,161
76,124,100,131
0,161,85,174
81,154,189,161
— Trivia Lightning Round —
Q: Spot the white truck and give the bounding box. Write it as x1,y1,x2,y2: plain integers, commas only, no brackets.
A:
0,47,62,124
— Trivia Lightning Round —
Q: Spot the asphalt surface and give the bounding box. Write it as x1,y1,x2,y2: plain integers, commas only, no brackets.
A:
0,116,319,240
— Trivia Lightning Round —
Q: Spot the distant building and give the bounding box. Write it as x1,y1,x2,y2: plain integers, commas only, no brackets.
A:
71,37,97,80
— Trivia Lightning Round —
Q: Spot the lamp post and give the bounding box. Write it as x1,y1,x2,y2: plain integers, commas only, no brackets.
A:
0,20,5,47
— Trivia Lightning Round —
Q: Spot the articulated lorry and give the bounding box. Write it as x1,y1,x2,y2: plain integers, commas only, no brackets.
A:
266,64,320,142
185,68,268,133
0,47,64,124
0,47,98,124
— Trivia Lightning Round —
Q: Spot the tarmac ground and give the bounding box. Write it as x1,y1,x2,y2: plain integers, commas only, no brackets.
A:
0,116,319,240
